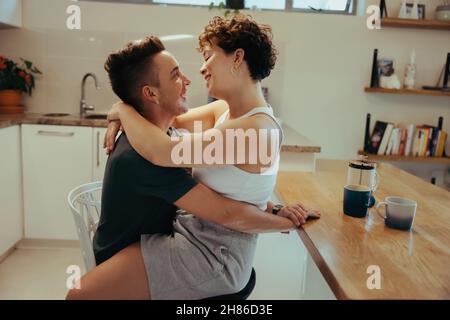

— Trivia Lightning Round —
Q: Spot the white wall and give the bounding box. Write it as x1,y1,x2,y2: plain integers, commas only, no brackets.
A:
0,0,448,164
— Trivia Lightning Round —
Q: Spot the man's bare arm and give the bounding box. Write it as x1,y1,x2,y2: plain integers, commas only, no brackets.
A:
174,183,299,234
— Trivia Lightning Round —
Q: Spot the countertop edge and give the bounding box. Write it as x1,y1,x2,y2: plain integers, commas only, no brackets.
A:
274,189,347,300
0,114,108,129
281,124,322,153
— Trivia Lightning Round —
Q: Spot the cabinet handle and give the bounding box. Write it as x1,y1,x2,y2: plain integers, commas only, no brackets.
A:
96,131,100,167
37,130,75,137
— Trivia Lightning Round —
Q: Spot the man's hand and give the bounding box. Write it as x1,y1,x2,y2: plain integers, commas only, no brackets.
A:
104,120,121,154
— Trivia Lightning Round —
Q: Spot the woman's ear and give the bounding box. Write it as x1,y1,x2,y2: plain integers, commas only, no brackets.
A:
234,48,245,67
142,85,159,104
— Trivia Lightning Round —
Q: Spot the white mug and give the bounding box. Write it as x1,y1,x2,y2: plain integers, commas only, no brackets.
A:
376,196,417,230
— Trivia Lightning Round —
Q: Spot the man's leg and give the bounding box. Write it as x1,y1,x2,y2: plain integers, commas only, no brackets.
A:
66,242,151,300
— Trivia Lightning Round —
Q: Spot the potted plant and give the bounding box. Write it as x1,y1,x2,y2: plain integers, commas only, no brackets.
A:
0,55,42,113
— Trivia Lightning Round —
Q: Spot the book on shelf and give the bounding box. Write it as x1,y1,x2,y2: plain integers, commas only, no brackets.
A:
436,131,448,157
412,129,421,157
378,123,394,155
398,128,408,156
404,124,415,156
366,120,447,158
368,121,392,154
392,128,402,155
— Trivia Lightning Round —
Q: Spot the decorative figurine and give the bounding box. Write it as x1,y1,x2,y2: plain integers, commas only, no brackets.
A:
404,50,417,90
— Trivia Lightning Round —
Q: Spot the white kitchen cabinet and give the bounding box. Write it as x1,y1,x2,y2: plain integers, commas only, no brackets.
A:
0,0,22,28
92,128,108,182
250,231,307,299
0,125,23,256
247,192,335,300
22,124,92,240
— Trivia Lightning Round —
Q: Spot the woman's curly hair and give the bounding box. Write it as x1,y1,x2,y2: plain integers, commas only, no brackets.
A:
199,15,278,81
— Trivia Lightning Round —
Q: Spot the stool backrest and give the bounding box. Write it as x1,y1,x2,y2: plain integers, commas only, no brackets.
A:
67,181,102,273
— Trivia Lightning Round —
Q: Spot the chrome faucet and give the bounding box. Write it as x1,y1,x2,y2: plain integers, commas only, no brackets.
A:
80,73,99,117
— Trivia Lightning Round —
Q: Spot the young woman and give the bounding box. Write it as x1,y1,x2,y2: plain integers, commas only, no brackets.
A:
68,15,320,300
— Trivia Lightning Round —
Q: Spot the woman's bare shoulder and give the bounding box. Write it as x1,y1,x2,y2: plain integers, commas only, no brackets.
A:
211,100,229,122
234,113,281,131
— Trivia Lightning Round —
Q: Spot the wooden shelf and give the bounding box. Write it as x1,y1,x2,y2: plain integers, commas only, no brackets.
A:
358,150,450,164
364,87,450,97
381,18,450,30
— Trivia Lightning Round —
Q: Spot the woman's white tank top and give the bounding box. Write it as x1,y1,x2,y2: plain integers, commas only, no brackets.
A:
193,106,283,210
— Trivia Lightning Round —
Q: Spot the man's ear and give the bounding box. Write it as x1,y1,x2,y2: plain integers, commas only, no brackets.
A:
142,85,159,104
233,48,245,67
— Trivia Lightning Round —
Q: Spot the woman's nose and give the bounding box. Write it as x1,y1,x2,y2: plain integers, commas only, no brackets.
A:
200,63,207,76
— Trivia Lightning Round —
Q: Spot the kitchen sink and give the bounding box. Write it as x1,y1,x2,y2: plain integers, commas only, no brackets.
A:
44,113,70,117
84,114,107,120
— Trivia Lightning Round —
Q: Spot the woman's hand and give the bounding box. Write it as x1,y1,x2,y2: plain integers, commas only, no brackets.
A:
104,120,122,154
277,203,321,227
107,101,128,121
104,101,131,154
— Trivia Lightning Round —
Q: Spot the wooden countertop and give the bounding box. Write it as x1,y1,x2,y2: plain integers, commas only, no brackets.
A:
0,113,108,129
0,114,321,153
281,124,321,153
275,159,450,299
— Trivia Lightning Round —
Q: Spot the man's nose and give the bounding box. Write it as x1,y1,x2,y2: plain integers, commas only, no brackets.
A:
183,74,191,86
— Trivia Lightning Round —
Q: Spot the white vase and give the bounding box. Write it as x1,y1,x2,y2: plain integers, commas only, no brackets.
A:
404,50,416,89
398,0,408,19
410,1,419,19
404,64,416,89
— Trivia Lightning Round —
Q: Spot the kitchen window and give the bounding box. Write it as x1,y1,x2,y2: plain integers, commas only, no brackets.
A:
81,0,356,15
292,0,354,14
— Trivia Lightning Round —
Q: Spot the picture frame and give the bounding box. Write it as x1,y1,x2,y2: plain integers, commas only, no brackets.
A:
406,3,426,19
378,59,394,77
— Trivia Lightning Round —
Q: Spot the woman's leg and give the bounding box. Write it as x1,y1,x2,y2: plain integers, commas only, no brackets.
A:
66,242,151,300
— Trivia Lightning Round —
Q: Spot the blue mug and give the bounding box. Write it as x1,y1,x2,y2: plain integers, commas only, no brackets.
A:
343,184,376,218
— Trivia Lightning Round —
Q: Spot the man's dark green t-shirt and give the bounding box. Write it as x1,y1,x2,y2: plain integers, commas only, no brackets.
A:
93,133,197,265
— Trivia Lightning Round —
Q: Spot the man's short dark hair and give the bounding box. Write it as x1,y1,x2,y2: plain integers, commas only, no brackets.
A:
104,36,165,111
